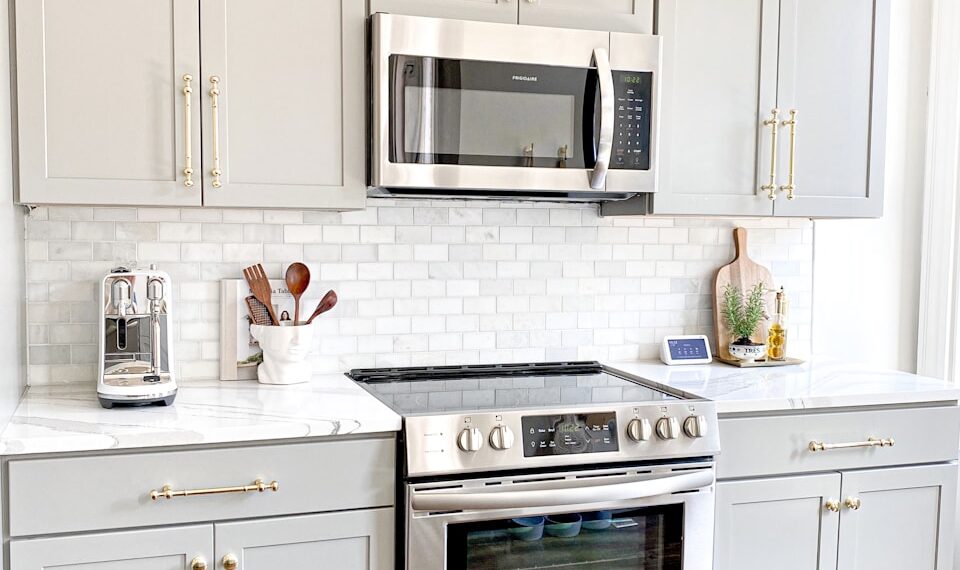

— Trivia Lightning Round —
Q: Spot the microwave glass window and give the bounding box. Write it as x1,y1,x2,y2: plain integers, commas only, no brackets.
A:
446,504,683,570
390,55,598,169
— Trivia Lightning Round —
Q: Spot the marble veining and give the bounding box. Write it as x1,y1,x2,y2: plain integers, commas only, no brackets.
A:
610,360,960,414
0,374,402,456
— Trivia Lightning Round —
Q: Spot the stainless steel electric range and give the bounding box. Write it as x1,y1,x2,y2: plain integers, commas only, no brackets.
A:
349,361,720,570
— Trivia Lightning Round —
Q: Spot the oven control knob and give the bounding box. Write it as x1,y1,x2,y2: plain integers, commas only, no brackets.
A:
683,415,708,438
656,417,681,440
626,418,652,442
457,427,484,452
489,425,515,450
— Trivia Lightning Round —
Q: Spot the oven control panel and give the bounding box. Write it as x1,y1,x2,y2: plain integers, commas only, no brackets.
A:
610,71,652,171
521,412,618,457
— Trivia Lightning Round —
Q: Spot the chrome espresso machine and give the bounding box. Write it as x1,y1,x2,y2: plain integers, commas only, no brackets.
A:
97,265,177,408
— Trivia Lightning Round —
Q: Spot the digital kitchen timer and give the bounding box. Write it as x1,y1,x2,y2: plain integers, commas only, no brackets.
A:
660,335,713,365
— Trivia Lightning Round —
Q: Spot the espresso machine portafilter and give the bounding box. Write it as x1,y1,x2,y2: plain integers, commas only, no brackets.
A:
97,265,177,409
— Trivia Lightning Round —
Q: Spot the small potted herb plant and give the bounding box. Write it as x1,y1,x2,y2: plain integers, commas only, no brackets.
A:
722,281,767,362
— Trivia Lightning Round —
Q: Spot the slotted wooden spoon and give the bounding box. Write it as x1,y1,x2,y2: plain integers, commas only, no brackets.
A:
242,263,279,326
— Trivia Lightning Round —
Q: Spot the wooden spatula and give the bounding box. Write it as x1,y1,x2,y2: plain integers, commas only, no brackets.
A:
242,264,279,326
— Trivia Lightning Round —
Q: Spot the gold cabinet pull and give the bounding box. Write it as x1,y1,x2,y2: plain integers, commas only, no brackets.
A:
209,76,223,188
824,499,840,513
760,108,779,200
845,497,862,511
191,557,207,570
149,478,278,501
779,109,798,200
222,554,238,570
808,437,894,452
182,74,194,188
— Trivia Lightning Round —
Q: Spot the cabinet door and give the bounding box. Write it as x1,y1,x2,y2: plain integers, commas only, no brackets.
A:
715,473,840,570
369,0,518,24
837,464,956,570
10,525,212,570
215,508,394,569
200,0,366,209
518,0,652,33
773,0,889,217
14,0,202,206
643,0,779,216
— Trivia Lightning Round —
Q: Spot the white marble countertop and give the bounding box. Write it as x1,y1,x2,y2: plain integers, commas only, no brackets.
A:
609,359,960,414
0,374,402,456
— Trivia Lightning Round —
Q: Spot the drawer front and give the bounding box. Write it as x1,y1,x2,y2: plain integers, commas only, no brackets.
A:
717,406,960,479
9,437,395,537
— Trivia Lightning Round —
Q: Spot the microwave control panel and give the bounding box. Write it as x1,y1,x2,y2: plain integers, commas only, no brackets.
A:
610,71,653,171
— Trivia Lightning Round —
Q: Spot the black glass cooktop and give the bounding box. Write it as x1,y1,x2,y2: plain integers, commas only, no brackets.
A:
348,361,679,415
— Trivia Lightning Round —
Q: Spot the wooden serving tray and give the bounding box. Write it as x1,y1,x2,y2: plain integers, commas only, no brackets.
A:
715,356,805,368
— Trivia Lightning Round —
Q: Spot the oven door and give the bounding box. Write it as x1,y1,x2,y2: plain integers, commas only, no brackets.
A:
406,463,714,570
371,14,660,195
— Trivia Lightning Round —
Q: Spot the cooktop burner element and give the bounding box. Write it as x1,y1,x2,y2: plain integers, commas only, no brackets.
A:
349,361,720,477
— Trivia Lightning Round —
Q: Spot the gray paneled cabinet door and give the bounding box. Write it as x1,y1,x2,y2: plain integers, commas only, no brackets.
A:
368,0,518,23
14,0,202,206
200,0,365,209
215,508,394,569
518,0,652,33
10,525,213,570
714,473,840,570
837,464,957,570
773,0,890,217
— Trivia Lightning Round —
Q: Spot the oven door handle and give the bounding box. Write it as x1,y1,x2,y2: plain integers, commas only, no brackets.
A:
411,470,714,512
590,47,615,190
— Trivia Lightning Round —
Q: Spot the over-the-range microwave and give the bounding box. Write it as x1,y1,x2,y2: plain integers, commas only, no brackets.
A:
369,13,661,201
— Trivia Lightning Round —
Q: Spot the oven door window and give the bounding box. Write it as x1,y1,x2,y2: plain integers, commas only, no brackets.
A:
390,55,598,169
446,504,683,569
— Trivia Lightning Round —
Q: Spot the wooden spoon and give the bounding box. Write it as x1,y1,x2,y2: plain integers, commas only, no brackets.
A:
284,262,310,326
306,290,338,324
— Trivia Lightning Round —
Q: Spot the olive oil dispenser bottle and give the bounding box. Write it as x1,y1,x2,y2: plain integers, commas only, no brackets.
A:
767,287,788,361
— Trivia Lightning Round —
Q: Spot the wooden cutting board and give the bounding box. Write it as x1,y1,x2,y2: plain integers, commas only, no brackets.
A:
713,227,774,360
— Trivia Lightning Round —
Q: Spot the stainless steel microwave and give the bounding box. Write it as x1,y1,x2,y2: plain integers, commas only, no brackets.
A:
370,14,661,201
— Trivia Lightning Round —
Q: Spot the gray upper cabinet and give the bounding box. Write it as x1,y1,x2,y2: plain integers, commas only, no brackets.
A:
772,0,889,217
368,0,519,23
604,0,889,219
518,0,653,33
200,0,366,210
14,0,202,207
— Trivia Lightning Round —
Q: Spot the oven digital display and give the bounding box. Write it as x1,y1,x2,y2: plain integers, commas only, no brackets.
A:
521,412,618,457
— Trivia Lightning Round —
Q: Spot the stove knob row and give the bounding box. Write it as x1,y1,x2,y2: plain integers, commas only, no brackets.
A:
626,418,652,442
656,417,682,440
457,427,484,452
489,425,515,450
683,415,708,438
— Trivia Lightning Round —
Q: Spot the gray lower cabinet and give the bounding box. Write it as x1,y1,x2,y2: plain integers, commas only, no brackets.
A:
10,525,213,570
215,509,394,569
715,473,840,570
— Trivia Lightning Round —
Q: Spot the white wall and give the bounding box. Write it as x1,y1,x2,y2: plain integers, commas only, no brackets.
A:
812,0,931,372
0,0,25,423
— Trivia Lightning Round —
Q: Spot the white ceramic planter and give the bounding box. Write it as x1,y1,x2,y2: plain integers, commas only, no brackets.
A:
728,342,766,363
249,324,315,385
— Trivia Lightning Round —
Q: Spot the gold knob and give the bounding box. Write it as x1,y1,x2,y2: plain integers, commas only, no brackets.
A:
222,554,238,570
825,500,840,513
845,497,862,511
191,557,207,570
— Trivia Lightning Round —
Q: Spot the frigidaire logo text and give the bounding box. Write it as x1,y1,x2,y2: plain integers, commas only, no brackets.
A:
511,75,538,82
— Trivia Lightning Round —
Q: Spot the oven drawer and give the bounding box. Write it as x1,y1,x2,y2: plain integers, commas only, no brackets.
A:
8,437,395,537
716,406,960,479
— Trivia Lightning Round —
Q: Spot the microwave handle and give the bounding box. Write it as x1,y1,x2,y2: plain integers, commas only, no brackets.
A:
590,47,615,190
411,469,714,512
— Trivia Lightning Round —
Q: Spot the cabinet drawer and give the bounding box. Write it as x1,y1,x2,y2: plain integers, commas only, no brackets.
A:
8,437,395,537
717,406,960,479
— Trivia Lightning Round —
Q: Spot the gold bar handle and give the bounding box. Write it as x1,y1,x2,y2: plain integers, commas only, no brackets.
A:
150,478,278,501
808,437,894,452
760,108,779,200
182,74,194,188
779,109,798,200
209,76,222,188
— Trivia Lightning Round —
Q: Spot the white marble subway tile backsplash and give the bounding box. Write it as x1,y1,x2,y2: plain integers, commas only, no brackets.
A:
23,201,813,385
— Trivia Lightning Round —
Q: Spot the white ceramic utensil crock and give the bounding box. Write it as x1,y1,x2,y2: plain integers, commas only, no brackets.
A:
249,323,315,385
